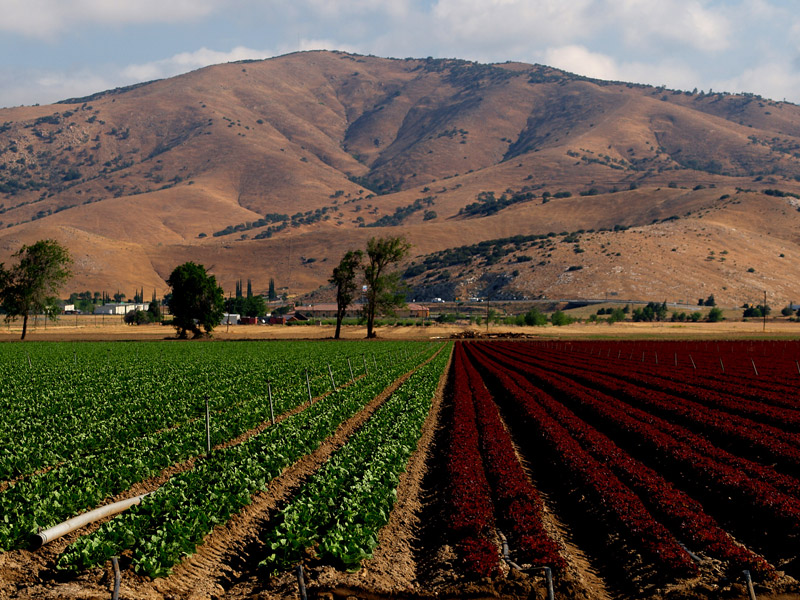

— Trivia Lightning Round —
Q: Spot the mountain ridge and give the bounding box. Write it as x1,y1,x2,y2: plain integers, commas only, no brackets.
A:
0,50,799,306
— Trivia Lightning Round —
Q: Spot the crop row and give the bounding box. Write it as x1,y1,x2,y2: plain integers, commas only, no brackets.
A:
0,341,416,482
466,343,773,578
261,343,451,572
0,341,430,552
490,342,800,476
456,345,563,571
517,342,800,422
462,343,698,579
445,345,502,577
56,343,444,577
552,339,800,402
476,342,800,563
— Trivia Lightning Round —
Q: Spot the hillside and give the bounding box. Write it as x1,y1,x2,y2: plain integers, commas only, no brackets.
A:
1,50,799,307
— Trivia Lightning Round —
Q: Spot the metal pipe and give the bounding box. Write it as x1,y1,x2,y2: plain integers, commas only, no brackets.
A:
743,570,757,600
205,395,211,456
544,566,555,600
30,493,149,549
499,532,554,600
327,363,337,391
112,556,121,600
268,382,275,425
678,541,701,563
296,564,308,600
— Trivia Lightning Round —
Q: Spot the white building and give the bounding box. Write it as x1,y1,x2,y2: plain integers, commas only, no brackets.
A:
93,303,150,315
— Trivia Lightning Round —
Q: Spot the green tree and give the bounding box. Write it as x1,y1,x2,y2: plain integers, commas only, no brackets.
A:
166,262,225,338
550,310,572,326
707,306,724,322
363,236,411,338
147,298,163,322
243,295,266,317
268,278,277,301
607,307,626,323
0,239,72,340
329,249,363,340
523,307,548,326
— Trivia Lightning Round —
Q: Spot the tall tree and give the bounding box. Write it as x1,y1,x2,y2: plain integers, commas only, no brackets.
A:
166,262,225,339
363,236,411,338
329,250,363,340
268,278,276,300
0,239,72,340
246,278,253,298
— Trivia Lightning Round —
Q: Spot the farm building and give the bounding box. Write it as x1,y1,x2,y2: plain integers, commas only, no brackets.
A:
294,302,430,319
93,303,149,315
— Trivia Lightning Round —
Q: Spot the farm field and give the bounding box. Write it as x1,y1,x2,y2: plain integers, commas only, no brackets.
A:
1,339,799,600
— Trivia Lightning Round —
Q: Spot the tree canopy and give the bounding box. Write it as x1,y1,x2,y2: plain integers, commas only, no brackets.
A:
363,236,411,338
0,239,72,339
329,249,363,339
166,262,225,338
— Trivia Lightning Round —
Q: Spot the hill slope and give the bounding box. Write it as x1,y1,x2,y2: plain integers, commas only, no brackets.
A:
0,50,799,306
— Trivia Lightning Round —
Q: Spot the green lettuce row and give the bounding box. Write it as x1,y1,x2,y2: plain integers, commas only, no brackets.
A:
0,342,428,551
55,344,441,577
262,343,451,572
0,341,408,481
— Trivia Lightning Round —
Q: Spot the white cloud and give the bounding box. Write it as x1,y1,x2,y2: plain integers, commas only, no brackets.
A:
121,46,271,82
541,46,619,80
541,45,700,91
432,0,596,48
606,0,731,53
0,0,217,37
0,67,116,107
714,61,800,103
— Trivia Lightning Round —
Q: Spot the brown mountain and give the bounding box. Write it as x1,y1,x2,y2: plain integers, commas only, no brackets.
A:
1,50,799,307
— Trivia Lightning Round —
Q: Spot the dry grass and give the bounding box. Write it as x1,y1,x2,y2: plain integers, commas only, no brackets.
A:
0,51,799,305
2,315,796,343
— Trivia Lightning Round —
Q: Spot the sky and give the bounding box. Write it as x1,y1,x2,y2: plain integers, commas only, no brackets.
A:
1,0,799,109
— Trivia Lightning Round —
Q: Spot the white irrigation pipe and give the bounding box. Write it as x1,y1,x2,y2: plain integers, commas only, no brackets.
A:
30,493,150,549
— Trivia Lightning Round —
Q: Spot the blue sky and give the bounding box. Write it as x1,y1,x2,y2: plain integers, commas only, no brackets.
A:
1,0,799,108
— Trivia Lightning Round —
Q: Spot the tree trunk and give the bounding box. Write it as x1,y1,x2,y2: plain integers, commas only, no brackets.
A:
334,311,342,339
20,314,28,340
366,311,376,338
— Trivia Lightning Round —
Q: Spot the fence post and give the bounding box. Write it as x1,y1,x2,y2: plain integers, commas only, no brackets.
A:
305,369,313,404
205,395,211,456
268,382,275,425
327,363,337,391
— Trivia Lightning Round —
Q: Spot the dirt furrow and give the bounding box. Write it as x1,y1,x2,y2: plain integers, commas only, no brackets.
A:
155,345,446,599
307,344,454,599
